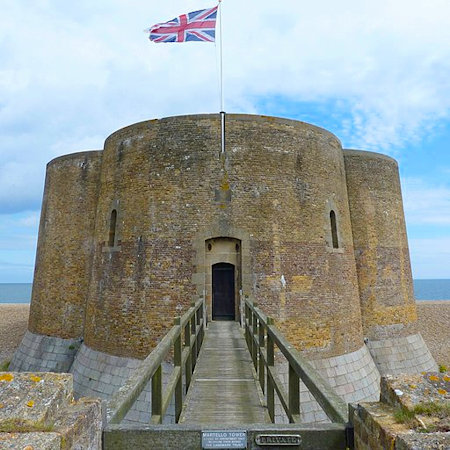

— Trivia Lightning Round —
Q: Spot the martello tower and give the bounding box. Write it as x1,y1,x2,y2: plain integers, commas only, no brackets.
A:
12,114,437,423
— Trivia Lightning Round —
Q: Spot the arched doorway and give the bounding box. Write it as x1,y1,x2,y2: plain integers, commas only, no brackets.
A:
212,263,235,320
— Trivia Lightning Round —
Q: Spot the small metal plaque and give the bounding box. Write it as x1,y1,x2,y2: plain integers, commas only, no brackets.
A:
255,434,302,446
202,430,247,449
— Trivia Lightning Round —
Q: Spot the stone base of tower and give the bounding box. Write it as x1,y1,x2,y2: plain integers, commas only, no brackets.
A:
70,343,176,425
366,332,438,375
9,330,81,373
275,345,381,423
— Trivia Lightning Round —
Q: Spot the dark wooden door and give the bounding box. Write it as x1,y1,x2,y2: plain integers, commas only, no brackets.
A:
212,263,235,320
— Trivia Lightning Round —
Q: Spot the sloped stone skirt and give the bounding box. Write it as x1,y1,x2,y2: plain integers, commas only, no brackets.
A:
10,333,175,425
10,330,81,373
12,331,436,426
275,344,381,423
70,343,176,425
366,333,438,375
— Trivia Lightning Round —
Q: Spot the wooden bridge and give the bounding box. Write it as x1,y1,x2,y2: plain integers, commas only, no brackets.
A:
179,321,269,425
104,298,354,449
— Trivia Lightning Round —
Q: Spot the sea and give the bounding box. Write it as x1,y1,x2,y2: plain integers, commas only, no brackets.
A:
0,280,449,303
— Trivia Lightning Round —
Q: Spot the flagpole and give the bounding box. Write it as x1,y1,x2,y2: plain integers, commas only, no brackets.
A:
219,0,224,112
218,0,225,155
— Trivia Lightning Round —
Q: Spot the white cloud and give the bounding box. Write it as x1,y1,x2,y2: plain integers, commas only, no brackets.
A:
17,212,40,228
409,237,450,279
1,0,450,280
399,176,450,277
0,1,448,160
402,177,450,226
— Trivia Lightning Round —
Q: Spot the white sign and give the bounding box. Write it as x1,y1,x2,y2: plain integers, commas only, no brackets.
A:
202,430,247,449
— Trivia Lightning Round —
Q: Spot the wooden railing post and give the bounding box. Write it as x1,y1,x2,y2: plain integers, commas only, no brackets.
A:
202,295,207,330
239,297,348,425
199,299,205,345
289,364,300,423
106,300,207,426
266,317,275,423
252,303,258,371
151,365,162,424
173,317,183,423
258,318,265,393
184,320,192,393
191,302,197,366
244,303,248,347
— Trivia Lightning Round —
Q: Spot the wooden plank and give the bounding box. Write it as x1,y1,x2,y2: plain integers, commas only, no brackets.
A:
179,321,269,425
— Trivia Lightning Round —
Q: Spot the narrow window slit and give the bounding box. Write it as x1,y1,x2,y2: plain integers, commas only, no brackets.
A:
109,209,117,247
330,210,339,249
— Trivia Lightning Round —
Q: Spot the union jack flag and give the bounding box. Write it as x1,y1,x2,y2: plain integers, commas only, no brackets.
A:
148,6,218,43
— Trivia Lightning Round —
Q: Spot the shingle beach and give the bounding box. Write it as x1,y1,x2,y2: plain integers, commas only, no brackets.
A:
0,301,448,368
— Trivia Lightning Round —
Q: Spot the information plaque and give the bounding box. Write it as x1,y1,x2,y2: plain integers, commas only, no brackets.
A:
202,430,247,449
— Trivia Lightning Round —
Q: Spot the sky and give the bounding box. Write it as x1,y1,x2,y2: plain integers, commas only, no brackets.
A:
0,0,449,282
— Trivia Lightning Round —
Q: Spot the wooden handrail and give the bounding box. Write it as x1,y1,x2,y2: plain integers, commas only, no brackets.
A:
106,298,205,425
244,298,348,424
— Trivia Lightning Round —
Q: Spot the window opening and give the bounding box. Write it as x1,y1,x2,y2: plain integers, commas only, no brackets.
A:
330,210,339,249
109,209,117,247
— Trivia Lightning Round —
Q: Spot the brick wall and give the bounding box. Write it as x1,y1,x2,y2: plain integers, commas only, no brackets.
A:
82,115,364,358
28,115,425,363
29,151,102,338
344,150,418,340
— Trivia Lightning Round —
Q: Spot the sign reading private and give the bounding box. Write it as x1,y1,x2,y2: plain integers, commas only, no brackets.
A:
255,434,302,446
202,430,247,449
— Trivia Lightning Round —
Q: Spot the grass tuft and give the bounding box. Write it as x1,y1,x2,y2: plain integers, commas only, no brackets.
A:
394,401,450,432
413,401,450,418
394,406,416,427
0,419,54,433
0,360,11,371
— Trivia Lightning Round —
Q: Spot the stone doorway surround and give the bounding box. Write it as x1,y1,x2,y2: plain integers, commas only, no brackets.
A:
192,226,251,323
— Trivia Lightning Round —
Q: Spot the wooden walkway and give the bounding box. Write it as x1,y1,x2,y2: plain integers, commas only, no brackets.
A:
179,321,269,425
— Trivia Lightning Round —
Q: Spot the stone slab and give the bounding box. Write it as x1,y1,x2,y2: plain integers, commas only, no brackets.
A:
0,432,61,449
396,432,450,450
0,372,102,450
0,372,72,430
381,372,449,410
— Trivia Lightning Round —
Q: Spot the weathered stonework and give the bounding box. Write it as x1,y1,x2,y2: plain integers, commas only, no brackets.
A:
367,334,437,375
28,152,102,339
350,372,450,449
12,114,436,424
0,372,102,449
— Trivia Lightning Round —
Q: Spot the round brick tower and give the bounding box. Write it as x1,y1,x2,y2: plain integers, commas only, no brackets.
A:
11,151,102,373
77,115,380,422
344,150,437,375
81,115,367,362
11,114,436,424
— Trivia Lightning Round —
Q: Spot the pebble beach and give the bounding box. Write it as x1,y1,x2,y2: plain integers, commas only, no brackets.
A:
0,301,449,368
